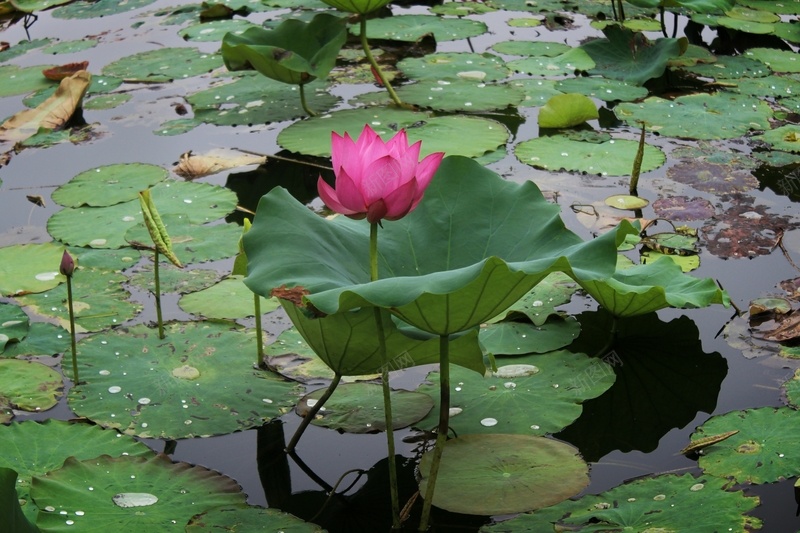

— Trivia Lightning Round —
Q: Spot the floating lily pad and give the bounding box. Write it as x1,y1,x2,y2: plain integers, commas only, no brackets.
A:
684,55,770,79
102,48,222,83
782,368,800,407
17,268,141,333
0,303,29,352
31,454,246,530
431,1,497,15
0,38,52,62
479,317,580,355
0,65,55,98
179,276,279,319
415,350,615,436
491,40,571,57
125,214,240,264
298,383,433,433
52,164,168,208
732,75,799,99
418,434,589,516
539,93,598,128
506,16,543,27
188,75,339,127
554,77,648,102
507,48,595,77
1,322,69,358
186,506,323,532
350,14,487,42
489,271,579,326
652,196,715,221
52,0,157,18
180,19,256,41
667,43,716,67
692,12,775,33
615,93,772,139
695,407,800,484
0,467,36,532
0,359,62,412
738,0,800,14
398,52,509,82
67,246,141,271
0,242,66,297
128,263,220,295
393,79,524,112
481,473,761,532
753,124,800,154
278,108,508,158
84,93,132,110
509,79,564,106
0,419,153,523
515,134,665,176
604,194,649,210
67,322,301,438
41,39,98,55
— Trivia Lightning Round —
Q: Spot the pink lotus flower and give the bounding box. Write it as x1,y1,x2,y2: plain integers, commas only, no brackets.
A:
317,125,444,224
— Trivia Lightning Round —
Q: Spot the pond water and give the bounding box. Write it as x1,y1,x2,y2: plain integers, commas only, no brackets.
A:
2,0,800,531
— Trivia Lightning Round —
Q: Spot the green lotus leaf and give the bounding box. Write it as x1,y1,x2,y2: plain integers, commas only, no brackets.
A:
179,276,280,319
319,0,389,13
488,271,579,326
31,454,246,530
479,316,580,355
415,349,614,436
695,407,800,484
418,434,589,515
510,79,564,106
0,419,153,523
52,163,168,208
554,77,648,102
738,0,800,14
491,40,571,57
432,1,497,16
507,48,595,77
538,93,598,128
0,65,55,98
298,382,434,433
0,243,66,297
186,506,322,532
244,156,635,335
1,322,69,358
0,359,62,412
9,0,71,12
0,303,29,352
180,19,257,42
753,124,800,153
125,214,241,264
221,13,347,85
281,301,486,376
41,38,98,54
0,467,38,533
395,80,524,112
398,52,510,82
52,0,157,18
775,21,800,43
67,322,302,439
580,25,683,86
625,0,733,11
480,473,761,532
684,55,770,79
580,259,728,317
0,39,52,63
350,14,488,42
101,47,222,83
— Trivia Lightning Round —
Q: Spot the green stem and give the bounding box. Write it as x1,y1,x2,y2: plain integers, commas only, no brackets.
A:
419,334,450,531
360,17,403,107
371,222,401,529
154,249,164,340
285,373,342,454
298,84,317,117
66,276,79,385
254,293,264,360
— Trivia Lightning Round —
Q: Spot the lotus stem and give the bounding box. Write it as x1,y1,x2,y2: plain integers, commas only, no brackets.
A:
371,221,402,529
419,334,451,531
360,17,403,107
286,372,342,453
154,249,164,340
629,123,646,197
298,84,317,117
254,293,264,360
65,276,79,385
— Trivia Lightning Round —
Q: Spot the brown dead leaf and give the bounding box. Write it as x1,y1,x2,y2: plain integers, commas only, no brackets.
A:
0,70,91,143
173,149,266,179
26,195,45,208
752,311,800,342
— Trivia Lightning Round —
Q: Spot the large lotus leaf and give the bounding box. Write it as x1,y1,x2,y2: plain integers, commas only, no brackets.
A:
554,77,648,102
0,243,66,297
615,93,772,140
491,40,571,57
753,124,800,154
125,214,241,264
580,26,683,86
414,350,615,436
732,75,799,99
188,76,339,127
0,65,55,98
738,0,800,14
221,14,347,85
350,14,488,42
297,382,433,433
510,79,564,107
2,322,69,358
31,454,246,530
626,0,734,10
695,407,800,484
479,317,580,355
65,246,141,271
0,420,153,523
684,55,770,79
0,302,29,352
52,164,168,208
101,47,222,83
489,271,579,326
52,0,156,18
67,322,302,439
0,359,62,412
397,52,510,82
277,109,509,158
48,180,237,249
480,473,761,532
556,310,727,461
17,268,141,333
244,156,635,335
580,259,728,317
281,301,486,376
507,48,595,77
515,134,665,176
0,467,38,533
128,263,220,295
180,19,257,42
775,21,800,43
393,80,524,112
186,506,322,532
179,276,280,319
418,434,589,516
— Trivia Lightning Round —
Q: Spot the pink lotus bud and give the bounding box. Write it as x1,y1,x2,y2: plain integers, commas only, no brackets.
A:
59,250,75,277
317,124,444,224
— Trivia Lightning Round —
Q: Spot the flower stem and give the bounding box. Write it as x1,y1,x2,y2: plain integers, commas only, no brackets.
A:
254,293,264,360
360,17,403,107
371,222,401,529
419,334,450,531
65,276,79,385
154,249,164,340
285,373,342,454
298,84,317,117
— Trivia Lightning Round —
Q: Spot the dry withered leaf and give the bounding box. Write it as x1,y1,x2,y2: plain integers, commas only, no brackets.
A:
173,149,266,179
26,195,45,207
